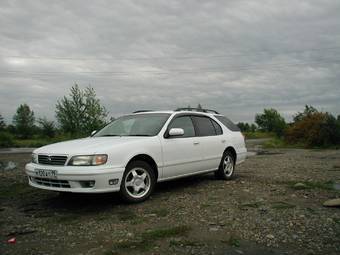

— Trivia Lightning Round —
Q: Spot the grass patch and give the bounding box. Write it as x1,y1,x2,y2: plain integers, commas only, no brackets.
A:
270,201,295,209
54,214,80,224
263,137,340,150
142,225,191,240
116,210,139,221
12,134,81,148
244,131,274,139
112,239,152,251
262,137,305,149
0,182,33,199
149,208,169,217
222,235,241,247
240,201,264,209
289,181,335,191
110,225,191,253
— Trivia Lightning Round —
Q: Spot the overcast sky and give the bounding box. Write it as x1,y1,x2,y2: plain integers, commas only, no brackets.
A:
0,0,339,124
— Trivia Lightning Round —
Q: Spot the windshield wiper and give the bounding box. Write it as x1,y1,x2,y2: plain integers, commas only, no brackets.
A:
99,134,120,137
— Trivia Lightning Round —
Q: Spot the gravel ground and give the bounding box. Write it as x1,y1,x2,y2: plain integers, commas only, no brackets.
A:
0,141,339,255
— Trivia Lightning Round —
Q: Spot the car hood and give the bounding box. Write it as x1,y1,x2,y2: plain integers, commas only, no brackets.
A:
34,136,151,155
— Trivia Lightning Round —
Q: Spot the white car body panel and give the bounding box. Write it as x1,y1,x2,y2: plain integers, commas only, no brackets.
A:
25,110,247,193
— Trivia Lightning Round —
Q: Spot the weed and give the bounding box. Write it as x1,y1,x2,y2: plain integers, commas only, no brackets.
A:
270,201,295,209
150,208,169,217
240,201,263,208
142,225,191,240
222,235,240,247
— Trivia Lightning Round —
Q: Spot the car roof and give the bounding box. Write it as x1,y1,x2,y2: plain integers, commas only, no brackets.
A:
132,110,218,117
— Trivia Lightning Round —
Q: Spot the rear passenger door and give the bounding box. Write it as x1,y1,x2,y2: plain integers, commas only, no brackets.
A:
191,116,225,171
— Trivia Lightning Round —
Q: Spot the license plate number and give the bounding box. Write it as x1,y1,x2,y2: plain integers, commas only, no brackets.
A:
35,169,57,179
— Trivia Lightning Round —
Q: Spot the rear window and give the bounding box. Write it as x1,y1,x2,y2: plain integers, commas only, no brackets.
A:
211,119,223,135
214,115,240,132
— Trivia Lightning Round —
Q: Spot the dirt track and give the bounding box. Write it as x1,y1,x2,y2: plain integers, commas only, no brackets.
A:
0,142,340,255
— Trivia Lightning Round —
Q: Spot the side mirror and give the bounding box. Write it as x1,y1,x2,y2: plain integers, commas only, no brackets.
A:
168,128,184,137
90,130,97,137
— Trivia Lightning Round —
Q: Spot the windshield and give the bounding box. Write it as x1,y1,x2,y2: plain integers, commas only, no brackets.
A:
94,113,171,137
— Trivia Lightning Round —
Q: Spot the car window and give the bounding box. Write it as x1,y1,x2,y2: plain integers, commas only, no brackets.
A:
214,115,240,132
211,119,223,135
168,116,195,138
94,113,170,137
192,116,217,136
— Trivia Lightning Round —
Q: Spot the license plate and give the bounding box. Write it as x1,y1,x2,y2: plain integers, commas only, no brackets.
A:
34,169,57,179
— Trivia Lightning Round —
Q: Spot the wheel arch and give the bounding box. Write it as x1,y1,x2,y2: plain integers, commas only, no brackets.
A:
126,154,159,181
223,146,237,163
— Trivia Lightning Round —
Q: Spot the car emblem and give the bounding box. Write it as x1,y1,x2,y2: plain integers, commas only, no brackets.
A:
48,156,52,161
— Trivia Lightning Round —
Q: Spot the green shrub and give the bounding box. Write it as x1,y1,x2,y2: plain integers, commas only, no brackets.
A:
0,132,14,148
285,111,340,147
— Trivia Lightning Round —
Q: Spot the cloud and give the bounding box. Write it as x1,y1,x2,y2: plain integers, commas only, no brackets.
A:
0,0,339,124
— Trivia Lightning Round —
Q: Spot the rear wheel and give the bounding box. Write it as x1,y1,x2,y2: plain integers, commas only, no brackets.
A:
215,151,235,180
119,160,156,203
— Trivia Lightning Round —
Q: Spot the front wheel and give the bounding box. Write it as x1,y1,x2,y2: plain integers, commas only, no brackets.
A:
119,160,156,203
215,151,235,180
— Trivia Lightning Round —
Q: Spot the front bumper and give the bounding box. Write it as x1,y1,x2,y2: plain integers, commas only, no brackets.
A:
25,163,125,193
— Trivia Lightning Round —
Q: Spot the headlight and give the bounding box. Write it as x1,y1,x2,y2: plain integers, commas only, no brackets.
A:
31,153,38,164
68,155,107,166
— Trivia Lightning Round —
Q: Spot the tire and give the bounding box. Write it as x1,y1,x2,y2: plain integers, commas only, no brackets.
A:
119,160,156,203
215,151,235,180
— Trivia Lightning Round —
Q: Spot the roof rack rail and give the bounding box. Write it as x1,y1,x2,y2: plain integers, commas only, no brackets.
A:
132,110,154,113
175,107,219,114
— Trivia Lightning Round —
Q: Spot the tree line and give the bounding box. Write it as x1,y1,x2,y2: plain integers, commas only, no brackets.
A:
1,85,339,148
0,84,108,147
237,106,340,147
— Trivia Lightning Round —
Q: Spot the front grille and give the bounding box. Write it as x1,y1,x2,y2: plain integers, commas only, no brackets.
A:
30,177,71,188
38,155,68,165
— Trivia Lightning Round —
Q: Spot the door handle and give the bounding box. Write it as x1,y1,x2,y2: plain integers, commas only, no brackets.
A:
193,141,200,145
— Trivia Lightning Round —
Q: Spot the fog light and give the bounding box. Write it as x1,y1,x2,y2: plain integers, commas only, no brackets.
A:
80,180,95,188
109,179,119,185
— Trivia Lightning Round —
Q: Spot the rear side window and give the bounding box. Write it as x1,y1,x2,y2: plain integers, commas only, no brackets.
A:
192,116,217,136
211,119,223,135
168,116,195,137
214,115,240,132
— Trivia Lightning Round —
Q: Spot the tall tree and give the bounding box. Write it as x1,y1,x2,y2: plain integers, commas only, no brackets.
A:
13,104,35,138
197,103,203,110
0,114,5,131
56,84,108,135
38,117,56,138
255,108,286,137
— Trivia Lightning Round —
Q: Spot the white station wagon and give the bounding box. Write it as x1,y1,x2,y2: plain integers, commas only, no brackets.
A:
25,108,247,202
